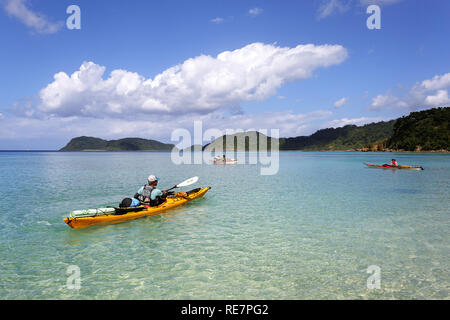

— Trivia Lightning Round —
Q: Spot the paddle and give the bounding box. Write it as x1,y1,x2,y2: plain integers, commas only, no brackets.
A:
166,176,199,192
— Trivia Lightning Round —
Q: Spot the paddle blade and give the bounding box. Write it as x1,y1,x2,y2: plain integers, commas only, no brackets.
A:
177,176,199,187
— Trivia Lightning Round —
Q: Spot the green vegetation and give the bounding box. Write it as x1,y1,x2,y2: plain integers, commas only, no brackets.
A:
279,120,395,151
204,107,448,152
60,136,175,151
202,121,395,151
386,107,449,151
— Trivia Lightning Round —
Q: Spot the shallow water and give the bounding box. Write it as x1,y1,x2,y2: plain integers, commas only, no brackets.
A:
0,151,448,299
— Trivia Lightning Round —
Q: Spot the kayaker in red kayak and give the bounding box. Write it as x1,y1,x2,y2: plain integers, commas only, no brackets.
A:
364,162,423,170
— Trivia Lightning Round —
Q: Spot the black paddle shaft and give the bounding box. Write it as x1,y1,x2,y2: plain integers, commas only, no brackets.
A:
166,185,178,192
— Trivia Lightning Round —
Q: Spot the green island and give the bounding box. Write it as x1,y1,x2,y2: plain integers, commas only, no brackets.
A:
60,137,175,151
60,107,449,152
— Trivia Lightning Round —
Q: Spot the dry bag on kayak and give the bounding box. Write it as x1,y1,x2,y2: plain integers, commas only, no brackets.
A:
69,208,116,218
119,197,140,208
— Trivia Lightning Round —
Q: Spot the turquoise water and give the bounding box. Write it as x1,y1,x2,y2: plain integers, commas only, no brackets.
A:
0,151,448,299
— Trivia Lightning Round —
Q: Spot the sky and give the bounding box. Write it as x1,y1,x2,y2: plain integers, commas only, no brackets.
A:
0,0,449,149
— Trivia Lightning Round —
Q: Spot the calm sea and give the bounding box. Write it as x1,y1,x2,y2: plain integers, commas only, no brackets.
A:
0,151,448,299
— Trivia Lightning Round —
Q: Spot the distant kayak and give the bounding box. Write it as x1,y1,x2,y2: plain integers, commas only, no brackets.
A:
364,163,424,170
212,159,237,165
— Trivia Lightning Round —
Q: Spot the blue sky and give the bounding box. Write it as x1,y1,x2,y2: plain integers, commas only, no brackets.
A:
0,0,449,149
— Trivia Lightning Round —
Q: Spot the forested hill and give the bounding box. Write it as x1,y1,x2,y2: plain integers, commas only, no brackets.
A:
202,121,395,151
204,107,448,151
386,107,449,151
60,136,175,151
279,120,395,151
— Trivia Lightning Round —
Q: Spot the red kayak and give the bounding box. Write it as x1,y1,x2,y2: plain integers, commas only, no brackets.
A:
364,163,423,170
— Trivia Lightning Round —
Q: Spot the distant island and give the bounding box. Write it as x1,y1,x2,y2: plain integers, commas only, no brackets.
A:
60,107,449,152
60,137,175,151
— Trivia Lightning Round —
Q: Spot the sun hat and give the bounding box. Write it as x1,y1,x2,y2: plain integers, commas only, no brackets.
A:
148,175,160,183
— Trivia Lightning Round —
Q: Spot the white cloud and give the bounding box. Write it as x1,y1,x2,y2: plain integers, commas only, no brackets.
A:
368,94,398,110
210,17,224,24
232,110,333,136
317,0,402,19
368,74,450,111
201,110,333,138
0,112,4,119
420,73,450,91
369,72,450,111
424,90,450,106
327,116,386,128
359,0,402,6
333,97,348,109
317,0,350,19
34,42,348,118
249,7,263,17
3,0,63,34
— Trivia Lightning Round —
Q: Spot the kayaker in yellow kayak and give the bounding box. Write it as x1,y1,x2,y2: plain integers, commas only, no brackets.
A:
134,175,168,206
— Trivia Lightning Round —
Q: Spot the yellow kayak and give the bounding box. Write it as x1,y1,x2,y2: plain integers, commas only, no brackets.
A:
64,187,211,229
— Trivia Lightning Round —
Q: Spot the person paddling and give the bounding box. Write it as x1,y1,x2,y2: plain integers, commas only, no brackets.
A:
390,159,399,166
135,175,167,206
